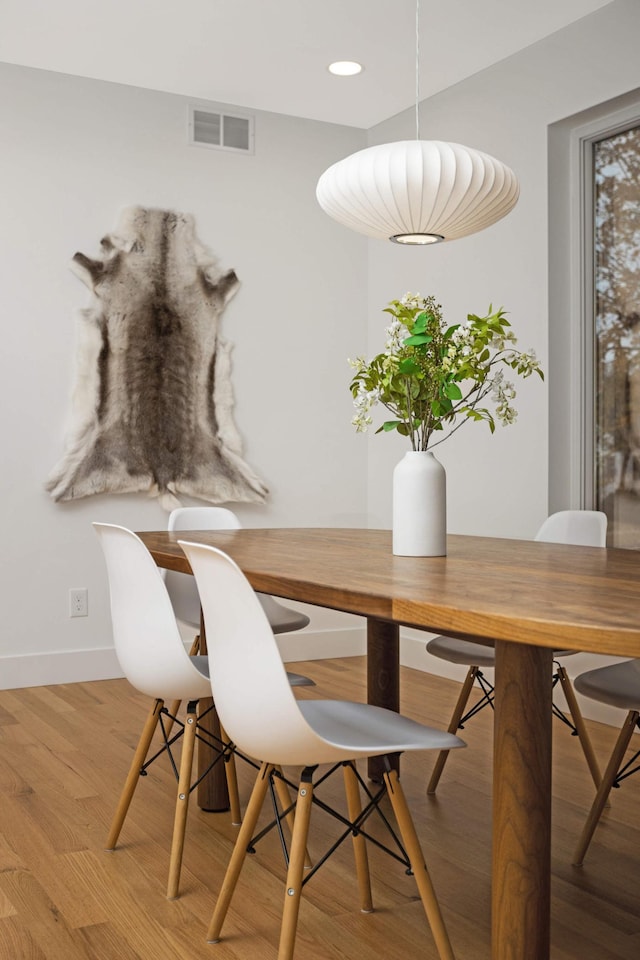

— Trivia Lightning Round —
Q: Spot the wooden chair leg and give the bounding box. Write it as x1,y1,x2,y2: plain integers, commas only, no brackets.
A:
277,773,314,960
573,710,639,866
273,767,313,870
427,666,478,795
384,768,456,960
220,723,242,826
556,664,602,789
343,762,373,913
106,699,164,850
167,701,199,899
207,763,273,943
165,634,201,738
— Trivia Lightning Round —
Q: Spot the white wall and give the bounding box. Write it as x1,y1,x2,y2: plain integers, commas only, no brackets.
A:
364,0,640,727
0,63,369,686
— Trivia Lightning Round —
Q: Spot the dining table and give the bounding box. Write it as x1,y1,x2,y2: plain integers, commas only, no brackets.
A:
138,526,640,960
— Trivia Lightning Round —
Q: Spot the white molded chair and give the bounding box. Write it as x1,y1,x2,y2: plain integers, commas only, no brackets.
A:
167,507,313,687
94,522,241,900
179,538,465,960
572,658,640,865
425,510,608,794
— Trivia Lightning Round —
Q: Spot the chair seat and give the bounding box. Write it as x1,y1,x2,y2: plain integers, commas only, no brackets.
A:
298,700,464,760
187,655,312,691
286,671,315,687
257,593,310,634
574,659,640,711
191,654,209,677
426,635,497,667
426,635,577,668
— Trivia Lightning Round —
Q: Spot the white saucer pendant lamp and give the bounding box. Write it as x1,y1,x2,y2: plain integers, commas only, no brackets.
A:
316,0,519,245
316,139,519,244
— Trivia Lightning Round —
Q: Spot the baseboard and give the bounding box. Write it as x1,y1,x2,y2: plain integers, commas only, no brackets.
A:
0,626,368,691
276,626,366,662
0,647,124,690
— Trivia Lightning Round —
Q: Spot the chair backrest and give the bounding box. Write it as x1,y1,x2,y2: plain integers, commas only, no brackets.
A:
93,523,209,700
166,507,242,626
178,539,324,763
534,510,607,548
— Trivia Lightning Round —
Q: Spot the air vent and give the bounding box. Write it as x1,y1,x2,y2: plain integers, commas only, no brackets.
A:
188,106,254,154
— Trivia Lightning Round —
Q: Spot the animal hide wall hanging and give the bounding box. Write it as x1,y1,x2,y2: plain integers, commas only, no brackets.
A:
46,206,268,509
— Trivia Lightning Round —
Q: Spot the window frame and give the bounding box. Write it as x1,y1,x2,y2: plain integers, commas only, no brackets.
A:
548,89,640,516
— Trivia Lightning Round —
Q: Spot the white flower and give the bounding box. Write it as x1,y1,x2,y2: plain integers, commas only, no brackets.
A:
516,349,541,378
491,377,516,401
351,412,372,432
384,319,405,354
348,356,367,372
400,292,427,310
496,404,518,425
352,383,380,430
490,330,517,351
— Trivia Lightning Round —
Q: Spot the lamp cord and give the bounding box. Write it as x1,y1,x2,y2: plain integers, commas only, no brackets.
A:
415,0,420,140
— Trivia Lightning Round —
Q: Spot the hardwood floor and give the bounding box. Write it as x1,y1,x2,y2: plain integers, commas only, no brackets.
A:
0,657,638,959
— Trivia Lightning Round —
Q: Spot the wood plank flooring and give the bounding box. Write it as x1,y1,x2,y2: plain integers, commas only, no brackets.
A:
0,657,638,959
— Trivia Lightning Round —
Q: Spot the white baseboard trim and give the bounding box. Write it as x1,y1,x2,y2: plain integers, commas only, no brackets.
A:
0,647,124,690
0,626,368,692
276,626,366,662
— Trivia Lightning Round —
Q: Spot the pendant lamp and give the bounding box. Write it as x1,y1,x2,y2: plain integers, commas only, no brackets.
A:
316,2,519,245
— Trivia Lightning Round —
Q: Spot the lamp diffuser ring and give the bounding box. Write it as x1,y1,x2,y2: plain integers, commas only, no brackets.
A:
316,140,519,242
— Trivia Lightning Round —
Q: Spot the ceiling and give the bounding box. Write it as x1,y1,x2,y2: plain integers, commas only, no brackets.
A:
0,0,615,128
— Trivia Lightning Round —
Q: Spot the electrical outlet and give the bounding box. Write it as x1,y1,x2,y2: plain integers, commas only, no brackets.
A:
69,587,88,618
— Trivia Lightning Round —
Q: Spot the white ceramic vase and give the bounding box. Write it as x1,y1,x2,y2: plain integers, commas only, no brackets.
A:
392,450,447,557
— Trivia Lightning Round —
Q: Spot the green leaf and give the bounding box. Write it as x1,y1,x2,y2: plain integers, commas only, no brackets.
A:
398,358,420,375
411,312,428,333
404,334,432,346
381,420,401,432
444,382,463,400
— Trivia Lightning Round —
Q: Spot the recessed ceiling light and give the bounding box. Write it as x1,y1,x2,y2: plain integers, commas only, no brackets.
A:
328,61,363,77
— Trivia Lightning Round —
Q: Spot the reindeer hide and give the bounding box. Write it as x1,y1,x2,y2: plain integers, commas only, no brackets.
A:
46,206,268,509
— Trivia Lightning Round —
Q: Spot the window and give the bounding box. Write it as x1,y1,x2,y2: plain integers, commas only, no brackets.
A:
593,126,640,546
549,90,640,547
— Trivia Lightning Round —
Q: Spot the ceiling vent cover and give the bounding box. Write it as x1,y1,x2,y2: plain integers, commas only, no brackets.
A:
189,106,254,154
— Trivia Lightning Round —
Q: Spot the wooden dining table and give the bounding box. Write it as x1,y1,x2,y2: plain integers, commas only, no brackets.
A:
138,526,640,960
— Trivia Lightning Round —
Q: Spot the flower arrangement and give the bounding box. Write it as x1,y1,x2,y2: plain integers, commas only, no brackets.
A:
349,293,543,452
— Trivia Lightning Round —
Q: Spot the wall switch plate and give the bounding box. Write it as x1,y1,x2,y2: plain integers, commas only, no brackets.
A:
69,587,88,618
